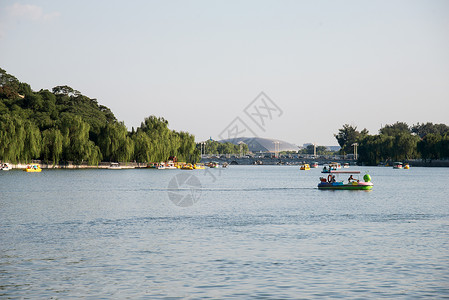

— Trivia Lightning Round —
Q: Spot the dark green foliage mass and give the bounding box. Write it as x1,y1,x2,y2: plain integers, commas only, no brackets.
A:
0,68,199,164
336,122,449,165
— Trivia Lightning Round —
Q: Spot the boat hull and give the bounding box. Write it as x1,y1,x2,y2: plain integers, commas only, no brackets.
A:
318,182,373,190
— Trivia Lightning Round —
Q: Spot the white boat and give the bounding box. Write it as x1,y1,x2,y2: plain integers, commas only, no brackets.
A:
1,163,11,171
393,162,403,169
165,161,177,170
107,163,122,169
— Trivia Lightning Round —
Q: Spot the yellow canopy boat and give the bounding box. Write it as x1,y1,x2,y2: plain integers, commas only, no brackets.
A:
25,164,42,172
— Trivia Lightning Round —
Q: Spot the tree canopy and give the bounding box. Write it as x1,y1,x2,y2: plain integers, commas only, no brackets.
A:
336,122,449,165
0,67,199,164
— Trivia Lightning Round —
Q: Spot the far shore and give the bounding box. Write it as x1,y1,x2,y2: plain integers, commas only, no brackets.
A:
3,157,449,169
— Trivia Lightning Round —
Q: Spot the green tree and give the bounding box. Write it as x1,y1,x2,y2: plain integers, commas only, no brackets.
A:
379,122,410,136
132,130,153,162
334,124,366,155
22,119,42,162
59,115,93,163
411,122,449,138
0,114,25,163
98,122,134,162
41,128,64,165
417,133,442,160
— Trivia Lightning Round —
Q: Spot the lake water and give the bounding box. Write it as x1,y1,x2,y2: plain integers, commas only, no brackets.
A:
1,166,448,299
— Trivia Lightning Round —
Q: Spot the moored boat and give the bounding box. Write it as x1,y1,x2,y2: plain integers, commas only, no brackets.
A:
107,163,122,169
318,171,373,190
181,163,194,170
165,161,177,169
193,163,205,170
1,163,11,171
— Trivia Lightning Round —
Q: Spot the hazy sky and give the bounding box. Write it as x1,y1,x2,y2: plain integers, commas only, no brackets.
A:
1,0,448,146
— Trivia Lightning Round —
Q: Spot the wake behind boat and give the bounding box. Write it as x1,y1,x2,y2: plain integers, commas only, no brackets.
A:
318,170,373,190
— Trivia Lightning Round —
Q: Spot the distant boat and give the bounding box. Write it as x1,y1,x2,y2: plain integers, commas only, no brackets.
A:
1,163,11,171
310,162,319,168
318,171,373,190
193,163,205,170
393,162,403,169
165,161,177,169
321,162,341,173
25,164,42,172
181,163,194,170
404,163,410,169
300,164,311,170
107,163,122,170
207,162,219,168
343,163,350,168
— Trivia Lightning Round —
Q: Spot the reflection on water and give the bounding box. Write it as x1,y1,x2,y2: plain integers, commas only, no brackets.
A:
1,166,449,298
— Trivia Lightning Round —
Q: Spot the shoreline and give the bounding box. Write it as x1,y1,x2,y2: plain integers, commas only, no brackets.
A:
3,158,449,169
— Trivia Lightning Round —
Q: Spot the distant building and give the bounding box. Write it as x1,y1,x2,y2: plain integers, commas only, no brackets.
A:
219,137,299,153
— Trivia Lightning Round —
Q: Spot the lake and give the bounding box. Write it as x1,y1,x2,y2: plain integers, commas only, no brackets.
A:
1,166,448,299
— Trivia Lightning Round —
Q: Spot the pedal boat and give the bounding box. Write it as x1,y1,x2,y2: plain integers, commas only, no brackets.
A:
25,164,42,172
393,162,403,169
300,164,311,170
193,163,205,170
318,171,373,190
181,163,194,170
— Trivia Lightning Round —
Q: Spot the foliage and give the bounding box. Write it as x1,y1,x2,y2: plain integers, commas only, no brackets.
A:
0,68,199,165
334,124,368,155
379,122,410,136
411,122,449,138
298,145,334,156
345,122,448,165
198,140,249,156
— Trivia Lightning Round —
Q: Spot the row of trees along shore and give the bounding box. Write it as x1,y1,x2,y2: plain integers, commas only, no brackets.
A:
335,122,449,165
0,68,252,165
0,68,204,165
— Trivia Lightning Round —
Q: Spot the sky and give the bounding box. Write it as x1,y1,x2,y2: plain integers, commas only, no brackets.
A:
1,0,448,146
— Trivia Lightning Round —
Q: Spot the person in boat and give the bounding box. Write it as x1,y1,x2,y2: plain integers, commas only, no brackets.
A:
348,175,359,183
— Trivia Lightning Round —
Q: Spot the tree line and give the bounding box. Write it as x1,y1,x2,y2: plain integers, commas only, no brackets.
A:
0,68,200,165
197,139,249,156
335,122,449,165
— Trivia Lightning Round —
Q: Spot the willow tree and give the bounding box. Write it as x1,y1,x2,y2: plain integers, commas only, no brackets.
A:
59,115,93,163
98,121,134,162
132,130,153,162
0,114,25,162
176,131,197,162
22,119,42,162
41,128,64,165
